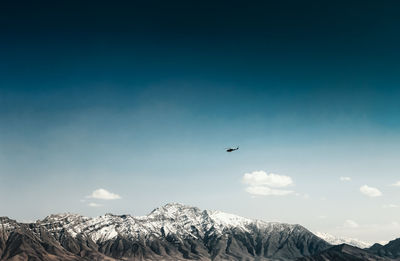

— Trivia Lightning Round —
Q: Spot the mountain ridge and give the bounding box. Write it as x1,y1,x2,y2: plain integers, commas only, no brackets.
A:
2,203,398,260
297,243,389,261
0,203,331,261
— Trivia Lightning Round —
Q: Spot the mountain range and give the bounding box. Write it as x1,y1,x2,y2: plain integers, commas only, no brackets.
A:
0,203,398,260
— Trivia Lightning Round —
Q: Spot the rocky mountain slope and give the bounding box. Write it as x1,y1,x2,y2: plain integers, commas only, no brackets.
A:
368,238,400,259
0,203,331,261
297,244,389,261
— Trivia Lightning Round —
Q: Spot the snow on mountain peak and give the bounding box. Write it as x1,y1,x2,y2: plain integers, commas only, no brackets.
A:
315,232,372,248
0,205,334,261
33,203,305,244
43,213,84,222
207,210,252,228
148,202,202,218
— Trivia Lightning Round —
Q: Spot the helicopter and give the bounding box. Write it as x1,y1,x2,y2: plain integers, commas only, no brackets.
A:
225,146,239,152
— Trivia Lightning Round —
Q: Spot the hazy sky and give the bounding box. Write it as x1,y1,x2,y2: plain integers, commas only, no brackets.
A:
1,0,400,243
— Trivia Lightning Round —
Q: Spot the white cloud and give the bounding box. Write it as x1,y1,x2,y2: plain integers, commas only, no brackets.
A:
391,181,400,187
360,185,382,197
245,186,293,196
383,204,398,208
87,188,121,200
334,222,400,242
340,176,351,182
88,202,102,207
243,171,293,187
242,171,294,196
294,193,310,199
344,219,359,228
391,221,400,227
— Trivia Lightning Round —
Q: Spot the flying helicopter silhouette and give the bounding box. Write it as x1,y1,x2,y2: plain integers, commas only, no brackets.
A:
225,146,239,152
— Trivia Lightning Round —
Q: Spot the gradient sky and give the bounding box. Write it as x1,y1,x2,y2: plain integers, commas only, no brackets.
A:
1,0,400,243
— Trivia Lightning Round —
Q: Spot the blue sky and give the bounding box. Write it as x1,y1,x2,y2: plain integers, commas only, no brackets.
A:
1,0,400,243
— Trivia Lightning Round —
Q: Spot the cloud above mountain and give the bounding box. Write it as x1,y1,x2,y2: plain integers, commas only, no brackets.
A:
87,188,121,200
245,186,293,196
88,202,103,207
383,204,398,208
360,185,382,197
343,219,359,228
339,176,351,181
391,181,400,187
242,171,294,196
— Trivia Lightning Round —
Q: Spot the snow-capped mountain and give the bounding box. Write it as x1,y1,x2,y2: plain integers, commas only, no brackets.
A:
40,203,304,245
315,232,372,248
0,203,331,260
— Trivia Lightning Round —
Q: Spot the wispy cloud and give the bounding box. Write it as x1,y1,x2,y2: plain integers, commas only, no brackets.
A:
383,204,398,208
243,171,294,196
334,221,400,241
88,202,102,207
391,181,400,187
343,219,359,228
360,185,382,197
339,176,351,182
245,186,293,196
87,188,121,200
